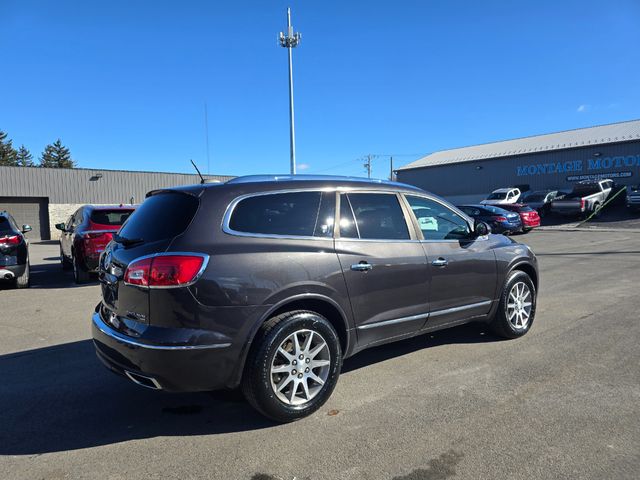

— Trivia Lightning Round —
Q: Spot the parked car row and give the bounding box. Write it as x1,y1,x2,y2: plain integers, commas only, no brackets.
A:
57,204,136,284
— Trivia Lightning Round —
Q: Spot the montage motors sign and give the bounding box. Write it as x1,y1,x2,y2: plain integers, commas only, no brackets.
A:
516,154,640,180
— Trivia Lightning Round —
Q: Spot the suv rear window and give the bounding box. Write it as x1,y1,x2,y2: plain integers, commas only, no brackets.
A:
90,209,134,226
118,192,199,243
229,191,334,237
0,216,14,234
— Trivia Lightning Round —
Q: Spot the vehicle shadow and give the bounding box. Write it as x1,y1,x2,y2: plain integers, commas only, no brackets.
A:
0,340,274,455
28,258,99,289
0,323,500,455
342,322,501,374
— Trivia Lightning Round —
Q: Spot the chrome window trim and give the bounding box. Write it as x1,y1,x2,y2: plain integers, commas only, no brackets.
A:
221,189,336,241
122,251,210,289
93,312,231,350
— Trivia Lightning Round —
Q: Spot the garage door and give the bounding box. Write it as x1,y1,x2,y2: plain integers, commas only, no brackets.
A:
0,197,50,241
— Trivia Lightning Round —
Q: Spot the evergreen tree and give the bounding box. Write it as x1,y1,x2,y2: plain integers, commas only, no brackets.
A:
16,145,35,167
39,139,76,168
0,130,18,166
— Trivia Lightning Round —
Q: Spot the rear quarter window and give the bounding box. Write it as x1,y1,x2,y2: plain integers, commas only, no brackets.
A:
118,192,199,243
228,191,334,237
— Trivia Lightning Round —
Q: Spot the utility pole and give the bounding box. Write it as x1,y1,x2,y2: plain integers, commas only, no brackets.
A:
364,154,372,179
279,7,301,175
389,156,394,181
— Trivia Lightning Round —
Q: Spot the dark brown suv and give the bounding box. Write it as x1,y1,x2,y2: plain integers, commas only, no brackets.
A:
92,175,538,422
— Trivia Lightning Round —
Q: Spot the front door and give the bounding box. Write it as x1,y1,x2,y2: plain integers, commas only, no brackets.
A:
403,195,497,329
335,192,430,347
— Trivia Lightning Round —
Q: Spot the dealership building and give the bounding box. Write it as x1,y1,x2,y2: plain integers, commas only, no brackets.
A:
396,119,640,204
0,166,233,240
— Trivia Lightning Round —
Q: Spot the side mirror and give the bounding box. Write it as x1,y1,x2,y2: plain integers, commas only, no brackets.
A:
22,224,32,233
55,223,66,231
474,220,491,237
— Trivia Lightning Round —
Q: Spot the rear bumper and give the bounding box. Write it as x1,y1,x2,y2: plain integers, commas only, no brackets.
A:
91,309,237,392
0,263,26,281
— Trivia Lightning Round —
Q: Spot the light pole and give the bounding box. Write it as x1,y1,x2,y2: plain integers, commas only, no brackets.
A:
279,7,301,174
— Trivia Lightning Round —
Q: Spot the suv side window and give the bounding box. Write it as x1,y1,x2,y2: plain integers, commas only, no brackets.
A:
405,195,470,241
341,193,410,240
229,191,333,238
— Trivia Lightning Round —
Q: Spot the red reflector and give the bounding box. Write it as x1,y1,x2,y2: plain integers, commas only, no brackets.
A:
0,235,20,245
124,255,205,288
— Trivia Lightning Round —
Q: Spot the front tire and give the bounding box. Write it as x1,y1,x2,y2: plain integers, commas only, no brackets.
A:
242,310,342,422
489,270,536,339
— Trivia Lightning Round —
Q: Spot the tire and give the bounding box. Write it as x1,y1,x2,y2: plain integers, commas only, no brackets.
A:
522,228,532,234
73,254,91,284
242,310,342,422
14,262,30,289
61,247,72,271
489,270,536,339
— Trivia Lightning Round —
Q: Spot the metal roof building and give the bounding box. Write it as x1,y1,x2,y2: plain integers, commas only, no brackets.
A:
396,119,640,204
0,166,233,240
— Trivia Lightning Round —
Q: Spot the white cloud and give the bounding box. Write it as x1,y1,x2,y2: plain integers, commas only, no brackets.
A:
577,104,590,113
297,163,310,171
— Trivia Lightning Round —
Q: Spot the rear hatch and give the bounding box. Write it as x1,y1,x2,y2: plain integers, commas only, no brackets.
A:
98,190,201,329
82,208,135,259
0,217,21,267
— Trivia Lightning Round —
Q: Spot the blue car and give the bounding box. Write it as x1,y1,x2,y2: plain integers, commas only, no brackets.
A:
458,204,522,234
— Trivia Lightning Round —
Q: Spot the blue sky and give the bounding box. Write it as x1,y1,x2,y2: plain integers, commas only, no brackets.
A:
3,0,639,178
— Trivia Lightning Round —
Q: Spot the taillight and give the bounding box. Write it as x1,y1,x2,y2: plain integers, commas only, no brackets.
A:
580,199,586,210
82,232,114,256
124,255,206,288
0,235,20,245
492,216,507,222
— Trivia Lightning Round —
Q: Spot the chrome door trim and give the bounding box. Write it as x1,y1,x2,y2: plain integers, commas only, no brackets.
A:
429,300,492,318
357,312,430,330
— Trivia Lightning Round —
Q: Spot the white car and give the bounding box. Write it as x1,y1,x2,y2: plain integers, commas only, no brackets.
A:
481,188,522,206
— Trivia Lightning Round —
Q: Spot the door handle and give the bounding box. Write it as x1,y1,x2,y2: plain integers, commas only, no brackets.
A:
351,262,373,272
431,257,448,267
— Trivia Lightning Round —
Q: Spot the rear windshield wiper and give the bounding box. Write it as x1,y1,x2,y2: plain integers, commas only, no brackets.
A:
113,233,144,246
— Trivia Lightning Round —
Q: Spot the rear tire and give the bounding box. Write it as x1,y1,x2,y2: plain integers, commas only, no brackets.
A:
14,262,30,289
73,254,91,284
61,247,72,271
242,310,342,422
489,270,536,339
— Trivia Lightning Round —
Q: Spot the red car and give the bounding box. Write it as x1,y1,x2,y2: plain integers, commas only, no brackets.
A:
500,203,540,233
56,205,136,283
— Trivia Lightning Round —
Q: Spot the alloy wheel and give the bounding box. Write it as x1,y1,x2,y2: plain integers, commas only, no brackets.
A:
270,329,331,406
506,281,532,330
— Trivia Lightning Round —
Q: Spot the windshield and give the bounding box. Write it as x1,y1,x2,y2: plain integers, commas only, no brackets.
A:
487,192,507,200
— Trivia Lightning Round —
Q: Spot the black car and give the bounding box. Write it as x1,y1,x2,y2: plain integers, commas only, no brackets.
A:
56,205,136,283
0,211,32,288
457,204,522,234
92,175,539,422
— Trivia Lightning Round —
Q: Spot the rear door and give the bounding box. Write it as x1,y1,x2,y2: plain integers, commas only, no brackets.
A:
403,195,497,328
335,192,430,347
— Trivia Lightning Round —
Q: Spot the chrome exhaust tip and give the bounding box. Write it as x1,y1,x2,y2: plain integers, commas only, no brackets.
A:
124,370,162,390
0,270,15,280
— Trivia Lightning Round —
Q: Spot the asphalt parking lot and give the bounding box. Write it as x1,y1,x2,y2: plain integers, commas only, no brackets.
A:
1,230,639,480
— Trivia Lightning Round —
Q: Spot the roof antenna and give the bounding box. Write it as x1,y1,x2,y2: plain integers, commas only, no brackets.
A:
191,159,205,184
